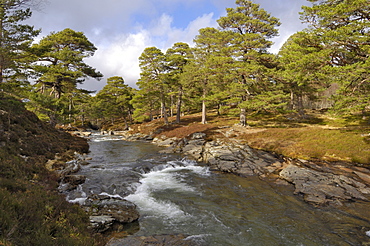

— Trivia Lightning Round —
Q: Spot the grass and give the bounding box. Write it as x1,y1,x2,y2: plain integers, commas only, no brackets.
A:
241,127,370,164
120,110,370,165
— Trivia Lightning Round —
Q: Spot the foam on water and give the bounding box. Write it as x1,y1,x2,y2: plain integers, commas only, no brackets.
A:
125,159,209,221
91,136,123,142
99,192,124,199
67,185,87,205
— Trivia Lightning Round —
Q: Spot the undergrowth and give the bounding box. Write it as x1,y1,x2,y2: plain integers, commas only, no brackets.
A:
0,92,104,246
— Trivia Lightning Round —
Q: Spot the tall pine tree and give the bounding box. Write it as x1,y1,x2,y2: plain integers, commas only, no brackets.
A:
0,0,40,86
300,0,370,114
217,0,281,126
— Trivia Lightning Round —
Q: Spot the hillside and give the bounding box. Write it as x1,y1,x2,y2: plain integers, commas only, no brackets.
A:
0,92,102,246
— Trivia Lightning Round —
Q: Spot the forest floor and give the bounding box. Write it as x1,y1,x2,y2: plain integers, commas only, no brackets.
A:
111,110,370,166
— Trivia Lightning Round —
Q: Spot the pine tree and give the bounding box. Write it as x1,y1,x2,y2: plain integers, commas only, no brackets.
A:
137,47,169,124
300,0,370,114
217,0,281,126
191,27,235,124
96,76,134,129
32,28,102,99
0,0,40,86
278,31,331,116
165,42,193,123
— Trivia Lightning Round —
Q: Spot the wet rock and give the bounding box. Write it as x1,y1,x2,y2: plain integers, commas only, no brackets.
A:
63,174,86,186
106,234,196,246
182,139,205,161
279,164,369,205
58,175,86,192
151,131,370,207
153,137,179,147
89,215,115,233
58,159,81,176
121,132,152,141
83,194,140,233
191,132,206,139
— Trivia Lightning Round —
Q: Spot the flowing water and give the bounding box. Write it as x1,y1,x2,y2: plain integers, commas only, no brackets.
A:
66,134,370,246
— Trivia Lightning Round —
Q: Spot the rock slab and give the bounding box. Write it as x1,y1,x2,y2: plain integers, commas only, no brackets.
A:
83,194,140,233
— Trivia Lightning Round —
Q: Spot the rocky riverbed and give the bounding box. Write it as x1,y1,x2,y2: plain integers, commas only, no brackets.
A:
115,125,370,207
56,128,370,245
46,151,141,234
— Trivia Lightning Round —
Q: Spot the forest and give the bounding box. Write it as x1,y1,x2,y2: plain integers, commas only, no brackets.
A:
0,0,369,129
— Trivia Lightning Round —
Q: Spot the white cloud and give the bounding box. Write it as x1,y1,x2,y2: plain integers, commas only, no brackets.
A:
82,12,218,91
29,0,308,92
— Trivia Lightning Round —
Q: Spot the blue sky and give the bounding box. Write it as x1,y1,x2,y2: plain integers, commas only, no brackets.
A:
28,0,309,91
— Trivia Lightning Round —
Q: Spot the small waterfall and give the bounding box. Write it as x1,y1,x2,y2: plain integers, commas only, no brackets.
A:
125,159,210,221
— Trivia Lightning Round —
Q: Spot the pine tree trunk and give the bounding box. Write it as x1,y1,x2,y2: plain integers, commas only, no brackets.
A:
290,90,295,110
176,87,183,124
0,67,3,84
170,94,174,117
161,100,168,125
123,117,128,130
128,109,133,124
201,100,207,124
240,108,247,126
297,94,305,117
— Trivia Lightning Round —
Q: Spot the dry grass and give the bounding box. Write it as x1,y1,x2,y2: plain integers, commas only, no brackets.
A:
241,127,370,164
126,110,370,165
130,113,239,139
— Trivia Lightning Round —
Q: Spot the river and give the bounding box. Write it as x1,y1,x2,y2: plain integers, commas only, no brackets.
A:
65,134,370,246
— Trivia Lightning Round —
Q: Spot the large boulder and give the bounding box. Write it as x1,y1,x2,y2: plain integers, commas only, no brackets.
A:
202,139,281,176
83,194,140,233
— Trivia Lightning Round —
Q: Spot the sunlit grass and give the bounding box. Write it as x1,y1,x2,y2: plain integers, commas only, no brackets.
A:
121,108,370,165
241,127,370,164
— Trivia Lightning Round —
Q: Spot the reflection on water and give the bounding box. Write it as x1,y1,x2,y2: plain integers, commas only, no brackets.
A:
67,135,370,246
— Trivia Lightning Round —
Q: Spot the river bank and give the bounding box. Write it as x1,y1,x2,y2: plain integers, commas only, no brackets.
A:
64,134,370,245
107,125,370,208
0,93,104,245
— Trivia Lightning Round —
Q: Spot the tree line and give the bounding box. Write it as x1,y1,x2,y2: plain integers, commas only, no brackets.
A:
1,0,369,129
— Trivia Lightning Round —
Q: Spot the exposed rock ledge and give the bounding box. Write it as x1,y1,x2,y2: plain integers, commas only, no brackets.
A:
145,129,370,207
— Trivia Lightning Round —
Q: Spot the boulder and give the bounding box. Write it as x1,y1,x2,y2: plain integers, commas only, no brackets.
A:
191,132,206,139
63,174,86,186
279,164,369,205
202,140,279,176
153,137,179,147
89,215,115,233
83,194,140,232
58,175,86,192
182,139,205,161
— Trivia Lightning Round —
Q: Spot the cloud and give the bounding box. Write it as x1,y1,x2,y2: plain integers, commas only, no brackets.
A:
28,0,309,92
82,12,218,91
